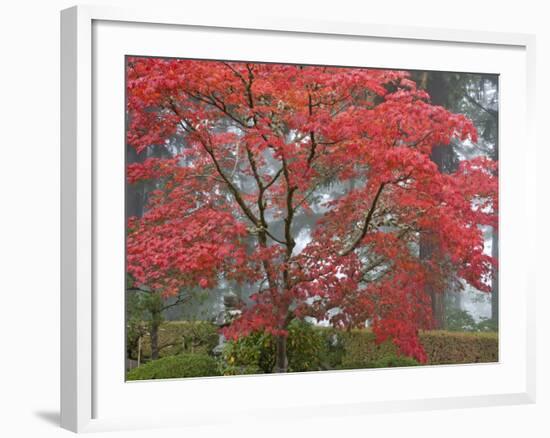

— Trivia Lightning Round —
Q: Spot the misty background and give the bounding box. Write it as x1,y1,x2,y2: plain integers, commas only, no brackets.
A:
126,69,499,331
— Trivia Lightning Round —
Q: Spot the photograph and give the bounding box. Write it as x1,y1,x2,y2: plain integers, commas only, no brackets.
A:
124,57,499,380
1,0,546,436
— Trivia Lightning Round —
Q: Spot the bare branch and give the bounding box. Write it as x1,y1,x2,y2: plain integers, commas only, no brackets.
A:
465,94,498,118
340,183,386,256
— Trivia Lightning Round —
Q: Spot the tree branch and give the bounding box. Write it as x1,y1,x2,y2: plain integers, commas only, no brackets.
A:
340,182,386,256
264,168,283,190
168,102,260,227
306,92,318,167
161,293,193,312
465,94,498,118
201,140,260,226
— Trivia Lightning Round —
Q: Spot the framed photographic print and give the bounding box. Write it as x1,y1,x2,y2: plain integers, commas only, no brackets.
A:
61,5,536,433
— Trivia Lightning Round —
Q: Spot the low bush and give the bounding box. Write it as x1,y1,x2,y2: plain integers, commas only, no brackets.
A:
337,330,396,370
337,329,498,368
221,330,274,375
287,320,327,372
127,353,220,380
421,330,498,364
445,308,499,332
445,308,478,332
318,329,346,370
221,320,328,375
130,321,219,360
364,355,420,368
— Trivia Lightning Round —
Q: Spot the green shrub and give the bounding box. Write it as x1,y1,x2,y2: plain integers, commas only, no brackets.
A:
127,353,220,380
420,330,498,364
131,321,219,360
125,294,148,359
221,320,329,375
445,308,478,332
338,330,397,369
445,308,498,333
334,329,498,369
475,318,499,332
287,320,327,372
221,330,275,375
364,355,419,368
317,328,346,370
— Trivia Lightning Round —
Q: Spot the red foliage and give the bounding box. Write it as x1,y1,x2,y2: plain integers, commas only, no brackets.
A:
126,58,497,363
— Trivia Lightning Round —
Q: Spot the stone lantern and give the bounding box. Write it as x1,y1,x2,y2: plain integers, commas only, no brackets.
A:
212,292,242,356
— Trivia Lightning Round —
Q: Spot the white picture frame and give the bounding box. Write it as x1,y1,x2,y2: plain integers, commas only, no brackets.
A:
60,4,537,433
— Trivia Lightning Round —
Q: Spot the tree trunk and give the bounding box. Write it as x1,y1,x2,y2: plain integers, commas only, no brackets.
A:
150,308,161,360
419,232,446,329
126,142,146,220
417,72,458,330
489,77,499,327
274,335,288,373
431,288,445,329
491,227,499,325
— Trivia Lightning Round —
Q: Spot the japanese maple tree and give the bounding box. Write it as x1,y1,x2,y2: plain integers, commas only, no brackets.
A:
126,58,497,371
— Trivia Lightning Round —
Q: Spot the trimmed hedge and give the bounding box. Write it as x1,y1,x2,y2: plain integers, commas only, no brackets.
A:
337,330,397,370
127,353,220,380
421,330,498,365
338,329,498,368
132,321,219,360
365,355,420,368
